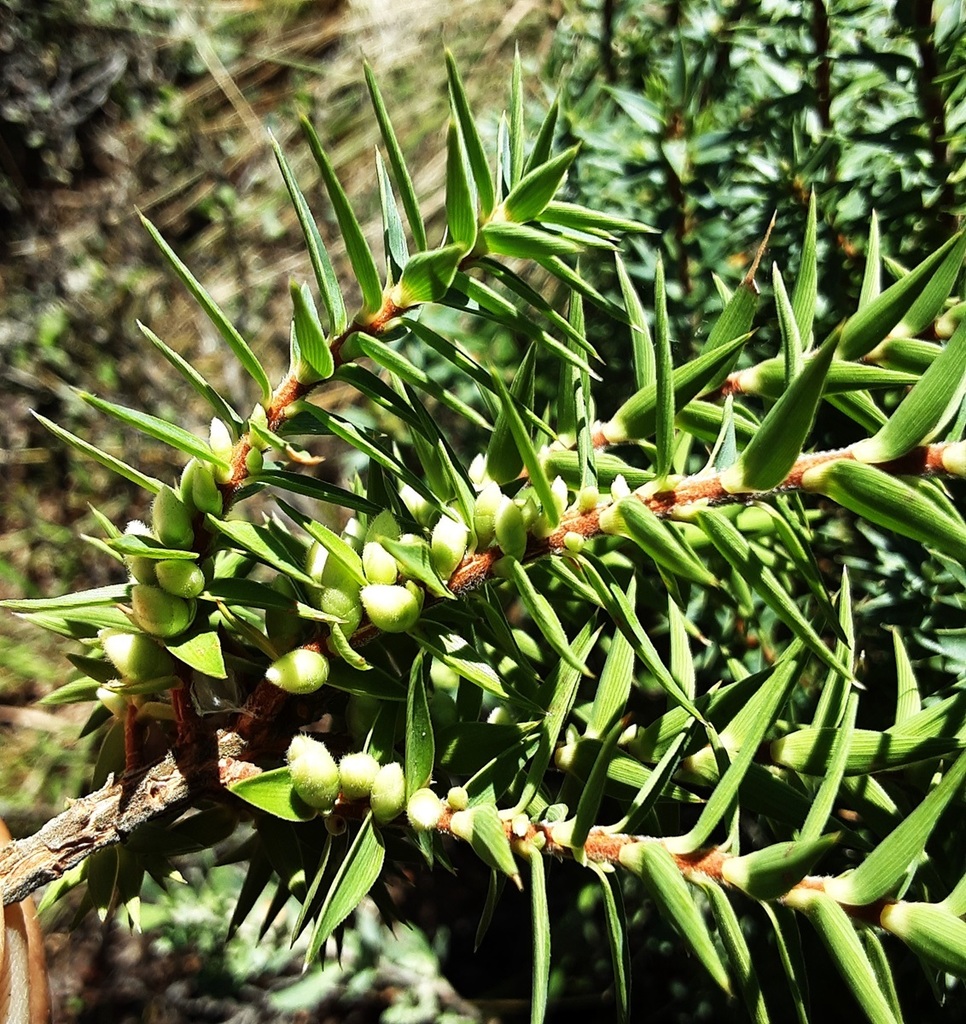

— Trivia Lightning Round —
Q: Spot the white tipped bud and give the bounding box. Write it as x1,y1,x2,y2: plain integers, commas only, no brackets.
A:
468,452,487,486
266,648,330,694
941,441,966,478
370,762,406,823
362,541,398,585
431,513,469,579
96,686,129,718
305,540,328,580
360,583,423,633
339,751,380,801
611,474,631,501
125,520,151,536
407,788,443,831
100,629,174,681
342,516,366,553
399,484,434,527
448,809,473,842
287,734,340,810
208,418,234,481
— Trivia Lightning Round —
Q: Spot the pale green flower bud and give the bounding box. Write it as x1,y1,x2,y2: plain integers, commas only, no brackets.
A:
287,734,340,811
96,686,128,718
942,441,966,477
449,809,473,842
248,403,270,449
473,482,503,549
136,700,176,722
127,557,158,586
320,587,363,634
431,513,469,579
370,762,406,823
339,751,380,801
100,628,174,681
494,496,527,560
209,416,234,455
155,560,206,599
447,786,469,811
152,485,194,550
577,485,600,512
563,531,585,553
131,585,193,638
362,541,398,585
399,484,434,527
318,556,363,633
611,474,631,501
407,788,443,831
305,540,328,580
360,582,423,633
245,448,264,475
180,459,223,516
266,648,330,694
518,493,540,529
429,659,460,691
468,452,487,486
342,516,366,553
598,503,622,536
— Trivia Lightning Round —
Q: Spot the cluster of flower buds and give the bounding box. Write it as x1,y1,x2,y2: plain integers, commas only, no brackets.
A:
121,454,227,642
286,736,406,824
265,467,623,686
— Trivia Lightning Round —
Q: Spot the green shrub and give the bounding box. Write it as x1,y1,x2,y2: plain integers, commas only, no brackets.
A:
2,48,966,1023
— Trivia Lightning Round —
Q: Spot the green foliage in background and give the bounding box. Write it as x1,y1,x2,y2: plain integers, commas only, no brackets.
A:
551,0,966,345
3,14,966,1024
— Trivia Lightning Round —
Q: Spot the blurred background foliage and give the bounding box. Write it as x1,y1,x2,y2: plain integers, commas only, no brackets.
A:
1,0,964,1020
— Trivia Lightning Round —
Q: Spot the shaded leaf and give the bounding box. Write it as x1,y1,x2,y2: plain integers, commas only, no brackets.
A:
139,213,272,402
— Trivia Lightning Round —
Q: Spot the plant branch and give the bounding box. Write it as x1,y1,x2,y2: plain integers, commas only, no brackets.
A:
234,439,958,750
0,732,258,907
0,745,896,931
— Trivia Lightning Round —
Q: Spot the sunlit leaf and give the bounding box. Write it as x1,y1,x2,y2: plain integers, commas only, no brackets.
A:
306,814,385,960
